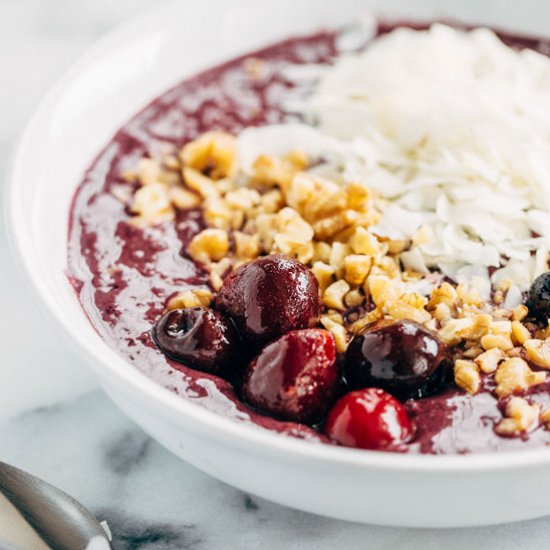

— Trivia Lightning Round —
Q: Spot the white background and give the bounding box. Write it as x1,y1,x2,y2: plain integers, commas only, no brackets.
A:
2,1,550,548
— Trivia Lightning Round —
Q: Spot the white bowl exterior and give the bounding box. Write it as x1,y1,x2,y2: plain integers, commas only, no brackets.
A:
7,0,550,527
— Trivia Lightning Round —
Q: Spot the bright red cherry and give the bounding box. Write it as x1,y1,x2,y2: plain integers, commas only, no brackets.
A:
242,329,338,424
215,254,320,347
325,388,413,450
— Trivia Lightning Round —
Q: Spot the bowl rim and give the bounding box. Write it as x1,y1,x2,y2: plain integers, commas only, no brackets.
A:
6,0,550,474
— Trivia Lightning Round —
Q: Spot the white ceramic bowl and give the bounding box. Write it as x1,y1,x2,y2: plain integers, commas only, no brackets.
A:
7,0,550,528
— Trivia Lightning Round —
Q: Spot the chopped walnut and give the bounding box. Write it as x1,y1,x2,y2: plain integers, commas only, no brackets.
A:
344,289,365,308
494,358,546,398
323,280,351,311
474,347,504,374
541,408,550,430
439,314,492,346
234,231,260,260
344,254,372,286
127,132,550,429
180,131,237,179
183,167,219,199
512,304,529,322
511,320,531,346
166,288,213,310
349,227,383,256
524,338,550,369
480,333,514,352
311,262,335,293
168,187,201,210
320,315,348,353
495,397,540,437
454,359,481,394
130,182,174,226
187,229,229,263
428,282,459,310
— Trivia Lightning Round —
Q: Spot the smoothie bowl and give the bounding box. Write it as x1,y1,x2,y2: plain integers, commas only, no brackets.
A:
8,0,550,527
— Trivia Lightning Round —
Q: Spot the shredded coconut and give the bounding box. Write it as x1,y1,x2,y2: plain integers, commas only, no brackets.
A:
239,24,550,293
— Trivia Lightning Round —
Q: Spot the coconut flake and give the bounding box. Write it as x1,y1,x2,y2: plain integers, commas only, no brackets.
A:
236,24,550,291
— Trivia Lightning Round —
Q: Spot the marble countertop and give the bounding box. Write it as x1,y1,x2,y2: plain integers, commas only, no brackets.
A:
2,1,550,548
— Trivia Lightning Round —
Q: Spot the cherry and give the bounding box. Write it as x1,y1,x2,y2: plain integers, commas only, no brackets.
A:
344,319,449,399
527,271,550,321
242,329,338,424
152,307,239,378
215,254,320,347
325,388,413,450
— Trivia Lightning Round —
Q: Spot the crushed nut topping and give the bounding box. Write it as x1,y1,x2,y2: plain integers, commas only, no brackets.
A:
524,338,550,370
495,397,540,437
454,359,481,395
124,131,550,441
494,358,546,398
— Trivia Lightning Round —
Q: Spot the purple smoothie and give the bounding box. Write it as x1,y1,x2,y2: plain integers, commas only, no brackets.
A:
68,24,550,453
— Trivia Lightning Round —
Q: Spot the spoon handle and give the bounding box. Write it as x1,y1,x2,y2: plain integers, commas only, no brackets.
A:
0,460,111,550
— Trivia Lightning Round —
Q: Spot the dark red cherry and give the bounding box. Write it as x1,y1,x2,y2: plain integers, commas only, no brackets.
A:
242,329,338,424
215,254,320,347
325,388,412,450
344,319,449,399
152,307,239,378
527,271,550,321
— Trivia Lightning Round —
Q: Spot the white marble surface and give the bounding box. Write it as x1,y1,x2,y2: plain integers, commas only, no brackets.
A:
2,1,550,548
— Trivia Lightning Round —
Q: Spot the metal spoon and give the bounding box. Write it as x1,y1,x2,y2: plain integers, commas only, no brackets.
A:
0,460,111,550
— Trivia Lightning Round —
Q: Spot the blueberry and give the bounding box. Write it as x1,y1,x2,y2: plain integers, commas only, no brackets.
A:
527,271,550,321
